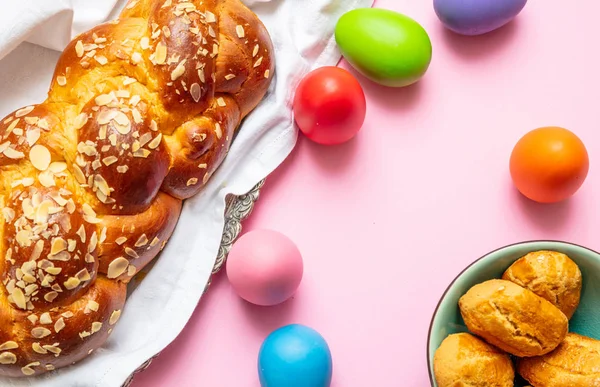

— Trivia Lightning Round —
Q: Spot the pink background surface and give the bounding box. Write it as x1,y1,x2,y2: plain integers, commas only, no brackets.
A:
132,1,600,386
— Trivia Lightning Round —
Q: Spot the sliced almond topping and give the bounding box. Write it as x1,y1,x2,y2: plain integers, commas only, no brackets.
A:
133,149,151,158
214,123,222,139
85,300,99,314
125,247,139,258
154,43,167,65
253,44,259,57
135,234,149,247
46,266,62,275
187,178,198,186
91,322,103,334
3,147,25,159
123,77,137,86
190,83,201,102
102,155,118,166
216,97,226,107
254,57,263,68
12,288,26,309
198,163,207,169
108,257,129,278
50,237,67,255
148,133,162,149
95,94,114,106
46,364,55,371
236,25,245,38
171,62,186,81
131,52,143,64
85,253,95,263
21,362,39,376
0,352,16,365
44,291,58,302
0,342,18,351
76,269,91,282
27,315,38,324
117,165,129,173
39,312,52,325
57,76,67,86
31,327,51,339
264,70,270,79
73,164,86,184
115,237,127,245
63,277,81,290
140,37,150,50
225,74,236,81
43,345,61,355
32,343,47,354
79,331,91,339
54,317,65,333
16,106,35,117
109,310,122,325
95,55,108,65
74,113,89,130
76,224,86,243
150,120,158,132
75,41,84,57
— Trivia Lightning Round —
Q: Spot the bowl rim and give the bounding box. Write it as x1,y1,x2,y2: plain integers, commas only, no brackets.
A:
425,239,600,386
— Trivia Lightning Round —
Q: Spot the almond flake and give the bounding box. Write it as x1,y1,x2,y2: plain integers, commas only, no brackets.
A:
95,94,113,106
125,247,139,258
75,41,84,57
107,257,129,278
57,76,67,86
85,300,99,314
0,342,18,351
44,291,58,302
31,327,51,339
54,317,65,333
216,97,226,107
12,288,26,309
50,237,67,255
76,268,91,282
264,70,270,79
225,74,236,81
131,52,143,64
190,83,201,102
198,163,207,169
3,147,25,159
91,322,103,334
109,310,122,325
236,25,245,38
74,113,89,129
215,123,222,139
254,57,263,68
0,353,16,365
135,234,149,247
73,164,86,184
32,343,47,354
171,62,186,81
39,313,52,325
133,149,151,158
117,165,129,173
63,277,80,290
148,133,162,149
95,56,108,65
85,253,95,263
154,43,167,65
187,178,198,186
253,44,259,57
102,156,118,166
150,120,158,131
140,37,150,50
116,237,127,245
16,106,35,117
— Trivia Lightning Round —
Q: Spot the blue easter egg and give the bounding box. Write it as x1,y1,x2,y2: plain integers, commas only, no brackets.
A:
258,324,333,387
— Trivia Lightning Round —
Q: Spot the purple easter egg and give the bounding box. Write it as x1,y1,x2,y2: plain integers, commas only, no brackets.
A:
434,0,527,36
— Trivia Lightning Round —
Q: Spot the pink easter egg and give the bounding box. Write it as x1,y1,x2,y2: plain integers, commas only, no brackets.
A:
226,229,303,306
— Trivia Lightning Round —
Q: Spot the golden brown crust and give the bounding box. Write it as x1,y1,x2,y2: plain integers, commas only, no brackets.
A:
433,333,514,387
517,333,600,387
502,250,582,319
0,0,274,377
459,280,568,357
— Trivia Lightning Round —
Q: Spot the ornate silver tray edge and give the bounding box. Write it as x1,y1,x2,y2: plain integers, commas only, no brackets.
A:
121,179,265,387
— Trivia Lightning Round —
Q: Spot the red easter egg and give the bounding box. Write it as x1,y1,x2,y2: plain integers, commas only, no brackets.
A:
293,66,366,145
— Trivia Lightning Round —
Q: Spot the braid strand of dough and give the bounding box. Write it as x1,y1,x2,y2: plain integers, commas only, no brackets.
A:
0,0,274,377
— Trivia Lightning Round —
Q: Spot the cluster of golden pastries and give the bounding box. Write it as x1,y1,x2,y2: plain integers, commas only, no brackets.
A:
434,250,600,386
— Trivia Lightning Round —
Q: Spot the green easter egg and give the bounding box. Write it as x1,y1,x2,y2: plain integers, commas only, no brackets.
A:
335,8,432,87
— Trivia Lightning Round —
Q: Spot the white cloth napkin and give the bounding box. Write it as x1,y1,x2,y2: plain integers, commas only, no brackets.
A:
0,0,372,386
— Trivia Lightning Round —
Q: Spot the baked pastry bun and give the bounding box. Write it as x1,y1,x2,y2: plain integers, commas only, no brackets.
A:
517,333,600,387
503,251,582,319
459,279,568,357
433,332,514,387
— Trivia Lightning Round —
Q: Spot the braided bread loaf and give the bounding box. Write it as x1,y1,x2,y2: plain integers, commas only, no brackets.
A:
0,0,274,377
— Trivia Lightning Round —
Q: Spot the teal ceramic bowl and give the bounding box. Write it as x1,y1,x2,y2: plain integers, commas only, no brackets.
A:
427,241,600,387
